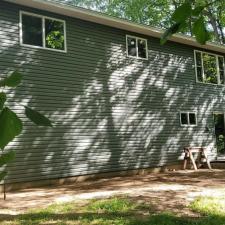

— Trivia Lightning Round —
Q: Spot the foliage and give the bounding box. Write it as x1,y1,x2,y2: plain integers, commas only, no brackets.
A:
202,53,217,83
0,107,23,150
45,20,65,50
0,70,22,87
0,71,52,184
159,0,225,45
54,0,225,45
25,107,52,127
46,31,64,49
57,0,173,29
216,135,225,154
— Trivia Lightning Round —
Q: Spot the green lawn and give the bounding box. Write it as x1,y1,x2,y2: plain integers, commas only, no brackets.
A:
1,196,225,225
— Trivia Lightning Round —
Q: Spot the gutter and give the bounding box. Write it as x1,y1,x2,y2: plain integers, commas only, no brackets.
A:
5,0,225,54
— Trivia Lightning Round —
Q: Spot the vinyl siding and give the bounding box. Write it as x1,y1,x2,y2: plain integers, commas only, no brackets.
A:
0,1,224,184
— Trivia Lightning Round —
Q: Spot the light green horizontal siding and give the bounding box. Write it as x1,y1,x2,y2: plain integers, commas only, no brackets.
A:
0,1,223,184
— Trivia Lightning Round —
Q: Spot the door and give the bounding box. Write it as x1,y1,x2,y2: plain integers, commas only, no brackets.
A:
213,113,225,155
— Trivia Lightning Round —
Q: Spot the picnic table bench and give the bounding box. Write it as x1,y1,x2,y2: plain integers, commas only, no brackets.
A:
183,147,212,170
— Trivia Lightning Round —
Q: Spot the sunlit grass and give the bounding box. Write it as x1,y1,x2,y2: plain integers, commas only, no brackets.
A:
2,196,225,225
86,197,138,213
190,196,225,216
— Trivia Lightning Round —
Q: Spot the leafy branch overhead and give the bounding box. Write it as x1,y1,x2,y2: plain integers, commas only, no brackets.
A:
0,70,52,185
64,0,224,45
161,1,219,45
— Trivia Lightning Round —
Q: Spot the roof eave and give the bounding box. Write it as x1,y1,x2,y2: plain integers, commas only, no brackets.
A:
5,0,225,54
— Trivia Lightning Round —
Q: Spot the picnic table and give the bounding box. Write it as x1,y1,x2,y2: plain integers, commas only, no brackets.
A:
183,147,212,170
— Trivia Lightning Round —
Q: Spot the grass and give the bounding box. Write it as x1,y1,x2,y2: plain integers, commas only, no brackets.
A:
190,196,225,216
86,197,138,213
1,196,225,225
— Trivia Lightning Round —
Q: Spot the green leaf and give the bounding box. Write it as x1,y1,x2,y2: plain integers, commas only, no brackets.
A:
160,23,182,45
0,151,16,167
171,2,192,23
0,70,23,87
0,171,7,181
193,16,210,45
0,107,23,150
0,93,6,110
25,107,52,127
192,6,205,17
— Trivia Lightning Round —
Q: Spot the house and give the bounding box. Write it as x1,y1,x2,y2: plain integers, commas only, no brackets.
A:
1,0,225,190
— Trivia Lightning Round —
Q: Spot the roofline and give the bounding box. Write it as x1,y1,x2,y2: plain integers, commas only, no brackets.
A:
5,0,225,54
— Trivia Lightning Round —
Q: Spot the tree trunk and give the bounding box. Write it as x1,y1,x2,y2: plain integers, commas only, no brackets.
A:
204,8,221,43
217,19,225,44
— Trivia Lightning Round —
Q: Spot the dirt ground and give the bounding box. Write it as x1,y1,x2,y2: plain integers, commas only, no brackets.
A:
0,169,225,216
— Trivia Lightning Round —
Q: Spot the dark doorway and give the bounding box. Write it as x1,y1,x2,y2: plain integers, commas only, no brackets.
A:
213,113,225,155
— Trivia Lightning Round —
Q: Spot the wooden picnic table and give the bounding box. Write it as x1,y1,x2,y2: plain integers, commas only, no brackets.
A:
183,147,212,170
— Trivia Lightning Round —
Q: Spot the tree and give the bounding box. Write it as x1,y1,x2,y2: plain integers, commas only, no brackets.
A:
161,0,225,45
60,0,174,28
0,71,52,199
58,0,225,45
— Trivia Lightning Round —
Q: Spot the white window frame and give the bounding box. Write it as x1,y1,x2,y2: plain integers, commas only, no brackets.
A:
126,35,148,60
19,11,67,53
194,50,225,85
180,111,197,127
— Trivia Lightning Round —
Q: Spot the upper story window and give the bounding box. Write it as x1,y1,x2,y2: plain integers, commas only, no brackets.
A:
194,50,225,85
180,112,197,126
20,11,66,52
126,35,148,59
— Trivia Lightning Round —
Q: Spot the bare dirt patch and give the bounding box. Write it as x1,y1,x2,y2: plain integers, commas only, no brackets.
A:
0,169,225,217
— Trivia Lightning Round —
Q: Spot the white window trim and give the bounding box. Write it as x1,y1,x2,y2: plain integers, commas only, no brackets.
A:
126,35,148,60
180,111,197,127
19,11,67,53
194,50,225,85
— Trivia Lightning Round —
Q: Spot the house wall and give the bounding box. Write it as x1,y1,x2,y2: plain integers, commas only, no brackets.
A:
0,1,224,184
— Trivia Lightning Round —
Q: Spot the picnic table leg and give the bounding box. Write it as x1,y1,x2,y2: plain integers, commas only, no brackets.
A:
202,150,212,170
189,151,198,170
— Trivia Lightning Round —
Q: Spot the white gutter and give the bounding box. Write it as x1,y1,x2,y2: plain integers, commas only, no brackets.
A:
5,0,225,54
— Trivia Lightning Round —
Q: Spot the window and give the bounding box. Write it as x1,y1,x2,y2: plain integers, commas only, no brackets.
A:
194,50,225,85
126,35,148,59
20,11,66,52
180,112,197,126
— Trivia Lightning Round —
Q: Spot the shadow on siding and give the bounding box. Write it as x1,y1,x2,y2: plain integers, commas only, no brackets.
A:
0,1,221,184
